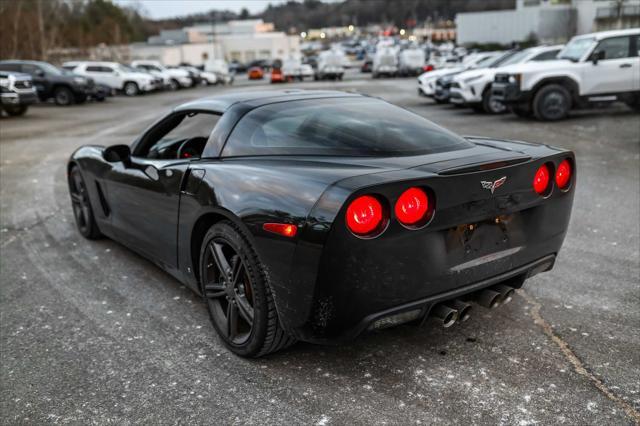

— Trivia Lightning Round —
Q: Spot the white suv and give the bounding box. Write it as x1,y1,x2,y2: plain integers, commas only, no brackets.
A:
131,60,192,90
449,45,563,114
417,52,502,99
492,29,640,120
64,61,156,96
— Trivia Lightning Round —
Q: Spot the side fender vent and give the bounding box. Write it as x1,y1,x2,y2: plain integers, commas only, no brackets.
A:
95,180,110,217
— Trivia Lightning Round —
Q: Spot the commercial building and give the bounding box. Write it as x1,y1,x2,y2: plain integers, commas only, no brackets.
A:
130,19,300,66
456,0,640,45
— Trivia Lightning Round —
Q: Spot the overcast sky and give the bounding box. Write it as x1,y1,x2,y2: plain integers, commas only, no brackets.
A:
114,0,294,19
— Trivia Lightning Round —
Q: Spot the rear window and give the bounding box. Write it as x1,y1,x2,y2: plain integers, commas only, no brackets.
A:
223,97,472,157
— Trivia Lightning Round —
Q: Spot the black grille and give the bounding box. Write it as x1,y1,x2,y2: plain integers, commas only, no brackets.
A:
450,82,460,88
14,80,31,89
495,74,510,84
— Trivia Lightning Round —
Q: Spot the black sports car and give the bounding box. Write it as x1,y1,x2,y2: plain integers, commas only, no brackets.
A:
67,90,575,357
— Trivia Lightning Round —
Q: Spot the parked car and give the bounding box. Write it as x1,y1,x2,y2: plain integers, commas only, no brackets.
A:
418,52,503,100
372,46,398,78
248,67,264,80
131,60,192,90
449,45,563,114
493,28,640,120
67,90,576,357
398,48,426,76
205,60,234,85
0,71,38,116
172,65,202,86
315,50,345,80
0,60,93,106
434,51,517,104
271,67,285,83
282,58,309,81
64,61,157,96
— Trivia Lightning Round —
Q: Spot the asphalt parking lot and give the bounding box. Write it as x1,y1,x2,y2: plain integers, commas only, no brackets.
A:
1,71,639,425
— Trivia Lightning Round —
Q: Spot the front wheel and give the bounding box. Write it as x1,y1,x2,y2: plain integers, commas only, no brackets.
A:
54,87,74,106
200,221,295,357
68,166,102,239
123,82,139,96
533,84,571,121
482,89,506,114
3,105,28,116
625,97,640,112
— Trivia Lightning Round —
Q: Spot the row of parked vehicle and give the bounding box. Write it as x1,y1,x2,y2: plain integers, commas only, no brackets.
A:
418,28,640,120
0,59,234,116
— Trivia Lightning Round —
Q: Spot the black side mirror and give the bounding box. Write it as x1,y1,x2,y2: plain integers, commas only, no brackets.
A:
103,144,131,164
591,50,605,65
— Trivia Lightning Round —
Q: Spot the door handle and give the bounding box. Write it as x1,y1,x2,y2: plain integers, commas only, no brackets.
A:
619,63,632,68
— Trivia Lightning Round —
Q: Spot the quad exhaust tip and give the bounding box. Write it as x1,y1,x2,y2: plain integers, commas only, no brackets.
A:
450,300,472,322
430,304,458,328
493,284,515,304
476,289,503,309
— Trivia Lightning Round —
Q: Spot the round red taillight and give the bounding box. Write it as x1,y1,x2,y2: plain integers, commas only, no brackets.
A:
345,195,384,236
555,159,572,190
395,187,430,226
533,164,551,195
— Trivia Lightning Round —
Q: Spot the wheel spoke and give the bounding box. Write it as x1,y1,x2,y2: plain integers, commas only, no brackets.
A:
70,193,82,204
227,301,238,339
236,295,254,324
210,242,231,274
230,256,243,286
204,282,226,299
81,205,91,223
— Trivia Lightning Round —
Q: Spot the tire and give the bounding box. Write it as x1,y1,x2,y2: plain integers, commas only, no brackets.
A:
533,84,571,121
54,86,74,106
510,105,533,118
482,88,506,114
123,81,139,97
3,105,28,116
68,166,102,239
200,221,295,357
169,79,179,90
625,97,640,112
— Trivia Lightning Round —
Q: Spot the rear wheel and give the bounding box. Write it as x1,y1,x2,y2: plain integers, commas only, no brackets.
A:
625,97,640,112
3,105,28,116
533,84,571,121
68,166,102,239
54,87,74,106
200,221,295,357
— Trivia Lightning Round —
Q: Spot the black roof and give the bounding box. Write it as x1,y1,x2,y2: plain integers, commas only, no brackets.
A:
174,90,362,113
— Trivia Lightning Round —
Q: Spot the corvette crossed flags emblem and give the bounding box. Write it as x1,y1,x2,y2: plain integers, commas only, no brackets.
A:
481,176,507,194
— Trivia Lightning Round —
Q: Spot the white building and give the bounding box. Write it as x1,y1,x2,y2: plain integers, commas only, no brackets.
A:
456,0,640,45
130,19,300,66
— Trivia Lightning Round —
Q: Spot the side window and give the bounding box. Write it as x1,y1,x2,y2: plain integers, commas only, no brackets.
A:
595,36,631,60
636,35,640,56
137,112,220,160
21,64,41,75
86,66,103,72
531,50,559,61
0,63,21,72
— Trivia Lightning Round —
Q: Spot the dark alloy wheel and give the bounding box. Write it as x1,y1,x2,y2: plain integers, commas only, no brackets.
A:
54,87,74,106
200,221,295,357
533,84,571,121
68,166,102,239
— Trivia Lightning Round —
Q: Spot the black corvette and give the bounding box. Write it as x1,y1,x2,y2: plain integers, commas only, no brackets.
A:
68,90,575,357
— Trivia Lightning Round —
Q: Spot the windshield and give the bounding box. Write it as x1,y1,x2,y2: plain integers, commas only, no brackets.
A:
473,55,499,68
38,62,63,75
489,51,518,68
118,64,137,73
558,37,595,61
499,50,531,66
224,97,473,157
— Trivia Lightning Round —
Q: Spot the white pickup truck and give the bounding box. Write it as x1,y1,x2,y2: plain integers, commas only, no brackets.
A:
492,28,640,120
64,61,157,96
